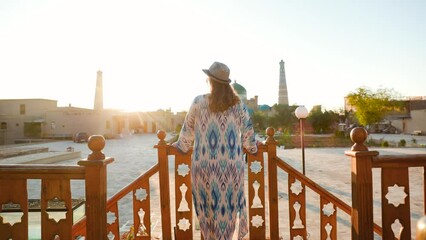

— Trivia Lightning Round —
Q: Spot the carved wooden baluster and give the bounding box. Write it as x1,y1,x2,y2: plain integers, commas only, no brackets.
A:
106,204,120,239
0,179,28,240
382,167,411,239
320,197,337,240
174,145,193,239
41,180,72,240
133,182,151,238
288,176,307,239
247,138,266,240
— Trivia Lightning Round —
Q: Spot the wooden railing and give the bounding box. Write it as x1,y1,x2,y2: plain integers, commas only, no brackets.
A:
346,127,426,239
70,127,384,239
245,127,384,239
1,127,425,239
0,135,112,240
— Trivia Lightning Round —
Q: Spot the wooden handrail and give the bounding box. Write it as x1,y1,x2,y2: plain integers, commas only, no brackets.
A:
107,163,159,206
373,154,426,168
0,164,85,179
275,155,383,236
276,156,351,214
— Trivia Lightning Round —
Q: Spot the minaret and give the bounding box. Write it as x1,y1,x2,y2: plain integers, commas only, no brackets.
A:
278,60,289,105
94,70,103,110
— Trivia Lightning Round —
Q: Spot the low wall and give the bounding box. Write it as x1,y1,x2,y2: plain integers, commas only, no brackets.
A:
275,134,353,148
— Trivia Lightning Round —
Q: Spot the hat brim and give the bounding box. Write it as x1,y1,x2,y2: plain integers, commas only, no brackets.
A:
203,69,231,84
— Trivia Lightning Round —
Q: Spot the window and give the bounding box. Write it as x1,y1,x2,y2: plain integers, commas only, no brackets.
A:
0,122,6,130
20,104,26,115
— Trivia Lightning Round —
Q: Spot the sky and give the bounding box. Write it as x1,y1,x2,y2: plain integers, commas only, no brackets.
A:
1,0,425,113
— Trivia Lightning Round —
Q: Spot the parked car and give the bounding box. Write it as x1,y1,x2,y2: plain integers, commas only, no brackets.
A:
74,132,89,143
382,125,399,134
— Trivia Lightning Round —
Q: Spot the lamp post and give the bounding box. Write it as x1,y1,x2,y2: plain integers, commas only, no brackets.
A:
295,105,308,175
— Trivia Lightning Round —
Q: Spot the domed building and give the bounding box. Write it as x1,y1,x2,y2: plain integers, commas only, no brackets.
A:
231,80,260,112
232,80,247,101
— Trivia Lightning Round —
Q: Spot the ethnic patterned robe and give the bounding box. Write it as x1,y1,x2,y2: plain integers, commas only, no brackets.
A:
176,94,257,240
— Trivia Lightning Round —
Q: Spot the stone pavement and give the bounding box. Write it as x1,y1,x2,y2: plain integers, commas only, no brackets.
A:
1,134,425,239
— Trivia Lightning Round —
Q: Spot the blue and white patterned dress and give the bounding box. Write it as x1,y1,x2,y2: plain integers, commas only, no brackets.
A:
176,94,257,240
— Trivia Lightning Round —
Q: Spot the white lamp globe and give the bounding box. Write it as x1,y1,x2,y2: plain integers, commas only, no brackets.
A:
295,105,309,119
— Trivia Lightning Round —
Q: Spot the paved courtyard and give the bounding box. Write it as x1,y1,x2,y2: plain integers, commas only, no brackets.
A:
1,133,426,239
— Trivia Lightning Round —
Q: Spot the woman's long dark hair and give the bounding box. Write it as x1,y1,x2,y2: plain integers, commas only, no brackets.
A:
208,77,240,113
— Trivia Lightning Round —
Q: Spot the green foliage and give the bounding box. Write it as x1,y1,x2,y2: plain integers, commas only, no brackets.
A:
251,104,341,135
269,104,298,133
276,130,295,148
307,106,340,134
334,130,348,138
346,87,403,126
399,139,406,147
251,111,268,132
381,140,389,147
366,137,383,147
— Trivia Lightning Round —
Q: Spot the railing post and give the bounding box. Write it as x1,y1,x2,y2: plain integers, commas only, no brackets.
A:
155,130,172,239
78,135,114,240
345,127,378,240
265,127,279,240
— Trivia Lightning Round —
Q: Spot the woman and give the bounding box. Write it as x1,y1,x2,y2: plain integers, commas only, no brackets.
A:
174,61,258,240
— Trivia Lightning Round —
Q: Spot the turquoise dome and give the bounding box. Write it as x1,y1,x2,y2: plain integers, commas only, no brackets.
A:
258,104,271,111
232,81,247,100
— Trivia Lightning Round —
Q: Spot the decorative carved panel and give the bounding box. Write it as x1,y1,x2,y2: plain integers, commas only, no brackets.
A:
251,215,264,228
178,218,191,231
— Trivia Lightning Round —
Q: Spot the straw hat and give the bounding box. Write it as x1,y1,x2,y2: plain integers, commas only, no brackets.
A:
202,62,231,84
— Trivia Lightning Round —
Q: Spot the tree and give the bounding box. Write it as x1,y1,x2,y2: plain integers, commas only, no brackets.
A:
307,106,340,133
251,111,268,132
269,104,298,133
346,87,403,127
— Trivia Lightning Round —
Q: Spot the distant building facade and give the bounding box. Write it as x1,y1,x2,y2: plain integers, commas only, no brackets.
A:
0,99,57,144
390,98,426,134
0,70,185,145
0,98,131,144
344,96,426,134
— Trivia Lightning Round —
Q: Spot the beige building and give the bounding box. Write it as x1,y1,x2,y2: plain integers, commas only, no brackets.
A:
43,106,129,140
0,98,186,145
0,99,130,144
390,99,426,134
0,70,187,145
0,99,57,144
